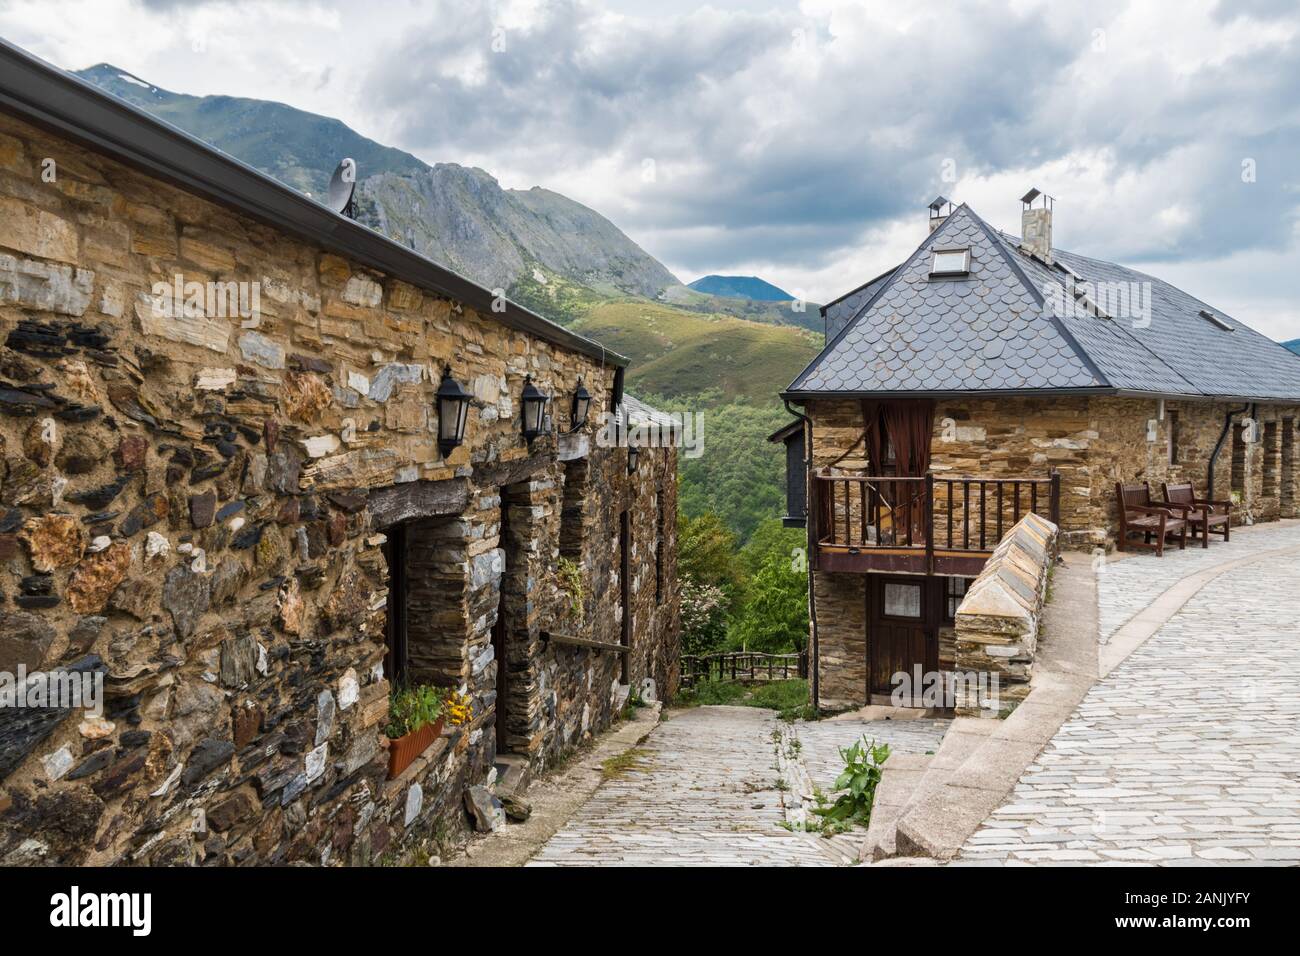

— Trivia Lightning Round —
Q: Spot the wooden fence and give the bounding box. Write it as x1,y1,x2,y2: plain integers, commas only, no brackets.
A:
681,651,806,687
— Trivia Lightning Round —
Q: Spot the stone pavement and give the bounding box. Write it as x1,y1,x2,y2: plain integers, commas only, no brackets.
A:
1097,520,1300,642
530,705,949,866
959,527,1300,865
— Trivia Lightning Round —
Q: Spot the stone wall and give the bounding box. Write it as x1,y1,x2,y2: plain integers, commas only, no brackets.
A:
951,513,1058,716
0,110,678,865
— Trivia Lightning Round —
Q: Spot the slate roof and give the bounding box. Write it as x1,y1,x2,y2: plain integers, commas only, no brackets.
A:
788,203,1300,402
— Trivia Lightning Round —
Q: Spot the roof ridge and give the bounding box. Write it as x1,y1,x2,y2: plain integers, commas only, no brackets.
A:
786,206,972,392
992,230,1204,395
964,205,1111,388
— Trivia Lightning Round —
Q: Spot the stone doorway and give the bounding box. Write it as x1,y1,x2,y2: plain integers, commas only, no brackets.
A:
494,481,538,758
382,513,469,688
492,495,512,754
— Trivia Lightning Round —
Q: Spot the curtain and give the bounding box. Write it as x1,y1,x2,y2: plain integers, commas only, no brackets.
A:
882,400,936,542
882,400,935,478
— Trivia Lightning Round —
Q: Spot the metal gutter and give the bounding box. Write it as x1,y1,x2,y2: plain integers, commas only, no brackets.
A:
783,399,817,710
0,39,628,370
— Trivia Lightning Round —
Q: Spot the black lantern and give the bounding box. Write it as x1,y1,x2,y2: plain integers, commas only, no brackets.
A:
570,378,592,432
436,367,471,457
627,443,639,474
520,375,549,442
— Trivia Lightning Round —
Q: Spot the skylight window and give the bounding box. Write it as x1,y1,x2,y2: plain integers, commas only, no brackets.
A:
1198,309,1234,332
930,247,971,277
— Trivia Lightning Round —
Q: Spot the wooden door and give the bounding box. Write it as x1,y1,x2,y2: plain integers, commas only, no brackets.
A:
868,576,938,704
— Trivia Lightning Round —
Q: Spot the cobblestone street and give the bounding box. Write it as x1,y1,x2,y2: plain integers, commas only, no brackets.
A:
529,706,948,866
961,526,1300,865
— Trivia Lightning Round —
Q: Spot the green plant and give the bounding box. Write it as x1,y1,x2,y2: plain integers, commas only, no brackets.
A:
385,683,445,739
620,683,647,720
556,556,584,620
810,736,890,833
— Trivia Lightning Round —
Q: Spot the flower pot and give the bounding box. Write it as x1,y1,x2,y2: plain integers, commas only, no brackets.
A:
386,716,445,779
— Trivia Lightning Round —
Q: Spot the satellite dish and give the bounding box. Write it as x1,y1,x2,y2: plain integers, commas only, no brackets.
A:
327,158,357,217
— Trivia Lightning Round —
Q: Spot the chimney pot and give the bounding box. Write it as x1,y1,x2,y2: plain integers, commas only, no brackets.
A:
928,195,951,233
1019,188,1053,263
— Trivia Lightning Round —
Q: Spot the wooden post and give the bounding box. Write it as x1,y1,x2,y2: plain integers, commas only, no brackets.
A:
1050,469,1062,526
924,472,935,575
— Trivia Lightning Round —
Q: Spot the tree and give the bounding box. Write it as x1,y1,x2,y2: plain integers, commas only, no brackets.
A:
678,511,743,593
729,550,808,654
680,579,729,656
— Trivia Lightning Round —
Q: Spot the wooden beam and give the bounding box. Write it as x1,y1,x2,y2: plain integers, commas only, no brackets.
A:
541,631,627,654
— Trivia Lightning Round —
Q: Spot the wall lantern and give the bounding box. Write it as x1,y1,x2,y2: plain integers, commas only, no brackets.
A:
627,443,640,475
436,366,471,457
520,375,550,442
570,379,592,432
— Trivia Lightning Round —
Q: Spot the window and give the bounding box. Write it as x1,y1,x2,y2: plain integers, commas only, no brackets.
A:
883,582,922,619
1198,308,1234,332
930,247,971,277
1167,410,1180,466
944,577,971,622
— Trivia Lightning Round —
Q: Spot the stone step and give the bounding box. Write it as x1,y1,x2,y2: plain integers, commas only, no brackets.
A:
892,679,1088,859
859,751,931,862
493,754,531,797
888,717,996,858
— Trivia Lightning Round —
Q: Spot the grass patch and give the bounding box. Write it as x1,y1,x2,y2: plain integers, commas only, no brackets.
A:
600,747,652,780
675,679,817,721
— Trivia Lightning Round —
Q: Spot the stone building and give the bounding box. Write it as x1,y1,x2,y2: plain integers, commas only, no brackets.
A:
777,193,1300,713
0,43,678,865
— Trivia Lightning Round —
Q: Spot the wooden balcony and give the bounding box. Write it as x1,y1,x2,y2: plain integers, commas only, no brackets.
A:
811,472,1061,575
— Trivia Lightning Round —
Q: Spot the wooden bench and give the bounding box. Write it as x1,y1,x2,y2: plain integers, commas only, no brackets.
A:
1162,482,1231,548
1115,482,1187,556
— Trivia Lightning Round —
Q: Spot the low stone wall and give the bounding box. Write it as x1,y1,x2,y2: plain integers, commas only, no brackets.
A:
951,513,1058,717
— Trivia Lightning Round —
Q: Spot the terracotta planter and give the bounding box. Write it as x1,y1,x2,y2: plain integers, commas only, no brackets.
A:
386,716,445,779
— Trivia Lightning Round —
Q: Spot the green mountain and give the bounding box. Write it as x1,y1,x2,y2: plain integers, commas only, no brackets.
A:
688,275,794,301
1283,339,1300,355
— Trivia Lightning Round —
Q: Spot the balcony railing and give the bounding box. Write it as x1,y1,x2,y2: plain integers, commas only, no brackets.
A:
811,471,1060,575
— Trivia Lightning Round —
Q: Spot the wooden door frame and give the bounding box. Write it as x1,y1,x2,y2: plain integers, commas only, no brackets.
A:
866,574,940,705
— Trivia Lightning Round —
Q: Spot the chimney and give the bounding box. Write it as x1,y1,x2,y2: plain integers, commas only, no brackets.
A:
927,195,953,233
1019,188,1053,263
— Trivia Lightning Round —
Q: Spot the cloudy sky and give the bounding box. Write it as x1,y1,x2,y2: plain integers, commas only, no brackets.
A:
2,0,1298,338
